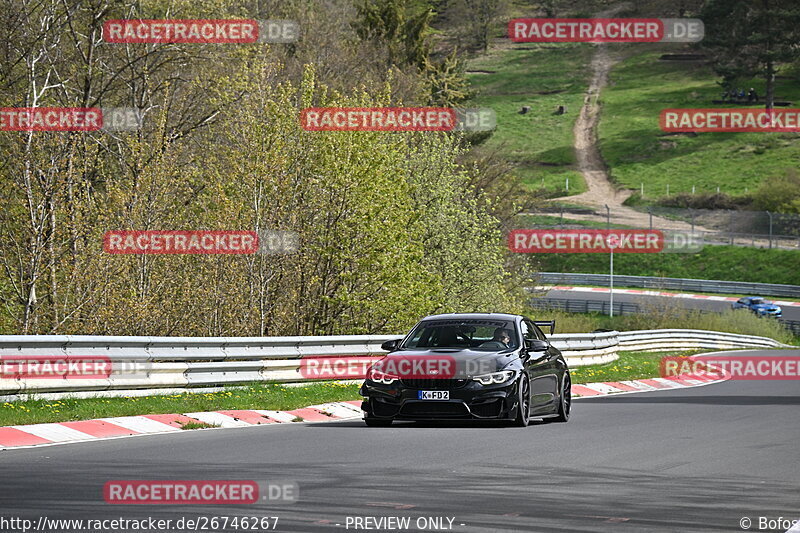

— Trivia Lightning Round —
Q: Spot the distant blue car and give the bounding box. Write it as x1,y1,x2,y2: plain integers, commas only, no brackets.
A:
732,297,782,318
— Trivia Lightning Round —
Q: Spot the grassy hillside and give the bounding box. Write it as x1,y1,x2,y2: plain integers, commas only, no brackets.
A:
466,35,799,202
599,50,800,198
467,42,593,196
532,245,800,285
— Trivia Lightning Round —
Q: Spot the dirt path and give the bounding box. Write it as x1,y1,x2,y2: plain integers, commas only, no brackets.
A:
546,5,713,232
558,39,630,209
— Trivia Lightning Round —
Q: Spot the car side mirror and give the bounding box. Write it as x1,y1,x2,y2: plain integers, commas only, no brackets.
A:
381,339,401,352
525,339,548,352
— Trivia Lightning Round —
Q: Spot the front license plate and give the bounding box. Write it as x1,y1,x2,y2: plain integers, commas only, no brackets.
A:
418,390,449,400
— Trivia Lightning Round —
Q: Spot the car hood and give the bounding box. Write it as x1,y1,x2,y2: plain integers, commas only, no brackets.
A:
371,349,515,379
753,304,780,311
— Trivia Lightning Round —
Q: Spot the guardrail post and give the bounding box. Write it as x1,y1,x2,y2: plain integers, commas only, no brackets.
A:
605,204,610,230
648,207,652,230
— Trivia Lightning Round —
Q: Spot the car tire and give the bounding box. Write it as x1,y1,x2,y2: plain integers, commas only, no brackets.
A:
364,417,392,427
511,376,531,427
548,373,571,423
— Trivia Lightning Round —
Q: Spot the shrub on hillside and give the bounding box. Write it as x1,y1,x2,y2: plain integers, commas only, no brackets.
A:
752,170,800,214
656,192,753,210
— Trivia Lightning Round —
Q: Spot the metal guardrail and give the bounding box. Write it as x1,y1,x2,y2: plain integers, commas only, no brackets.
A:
530,297,800,337
0,329,791,399
535,272,800,298
0,335,395,396
616,329,789,351
531,297,643,316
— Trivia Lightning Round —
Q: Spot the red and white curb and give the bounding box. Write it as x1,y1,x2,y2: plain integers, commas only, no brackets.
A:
538,285,800,307
0,401,364,450
0,374,726,449
570,373,726,398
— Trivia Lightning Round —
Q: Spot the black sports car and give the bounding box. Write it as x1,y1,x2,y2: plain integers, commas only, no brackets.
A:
359,313,571,427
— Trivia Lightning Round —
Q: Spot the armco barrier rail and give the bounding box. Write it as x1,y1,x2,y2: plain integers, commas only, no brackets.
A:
531,297,643,316
616,329,787,351
535,272,800,298
530,297,800,337
0,330,790,399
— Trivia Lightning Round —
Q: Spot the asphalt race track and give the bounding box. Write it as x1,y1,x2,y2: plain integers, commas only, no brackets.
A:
1,349,798,533
546,289,800,321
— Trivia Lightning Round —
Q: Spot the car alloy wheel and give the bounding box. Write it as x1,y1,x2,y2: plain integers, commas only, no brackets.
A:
512,375,531,427
552,373,571,423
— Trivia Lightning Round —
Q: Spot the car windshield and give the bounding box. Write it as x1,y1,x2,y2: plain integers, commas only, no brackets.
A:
751,298,771,305
402,319,518,350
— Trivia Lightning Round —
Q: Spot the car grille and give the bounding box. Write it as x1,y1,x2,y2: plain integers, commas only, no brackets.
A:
400,402,469,417
401,378,468,390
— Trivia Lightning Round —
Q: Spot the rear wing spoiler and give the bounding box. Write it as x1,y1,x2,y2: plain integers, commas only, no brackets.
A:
533,320,556,335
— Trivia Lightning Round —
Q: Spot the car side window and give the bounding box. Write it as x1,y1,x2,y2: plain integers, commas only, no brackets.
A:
737,298,747,304
521,320,540,343
532,324,547,341
520,320,531,345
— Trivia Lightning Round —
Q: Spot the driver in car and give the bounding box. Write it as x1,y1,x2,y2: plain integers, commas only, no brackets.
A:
479,327,513,349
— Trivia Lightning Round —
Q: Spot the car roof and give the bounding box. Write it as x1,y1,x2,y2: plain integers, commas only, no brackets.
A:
421,312,521,321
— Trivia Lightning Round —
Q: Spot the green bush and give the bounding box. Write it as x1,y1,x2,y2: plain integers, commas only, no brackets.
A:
752,170,800,214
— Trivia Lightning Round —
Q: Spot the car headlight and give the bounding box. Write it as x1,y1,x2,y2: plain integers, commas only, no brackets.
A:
367,368,398,385
472,370,515,385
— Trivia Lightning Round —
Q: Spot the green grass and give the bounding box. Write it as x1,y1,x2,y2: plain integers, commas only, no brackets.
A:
531,244,800,285
0,381,360,427
599,49,800,198
570,350,703,384
466,42,594,196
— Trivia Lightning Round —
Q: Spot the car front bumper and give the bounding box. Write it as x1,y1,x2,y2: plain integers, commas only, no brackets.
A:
359,379,519,420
